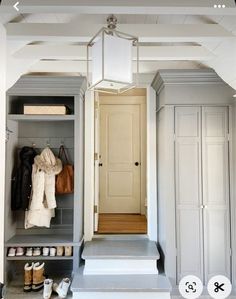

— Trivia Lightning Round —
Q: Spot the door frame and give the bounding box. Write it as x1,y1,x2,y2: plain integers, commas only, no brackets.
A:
0,24,6,283
84,85,157,241
96,95,147,223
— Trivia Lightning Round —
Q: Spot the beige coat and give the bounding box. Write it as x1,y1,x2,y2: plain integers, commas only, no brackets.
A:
25,147,62,229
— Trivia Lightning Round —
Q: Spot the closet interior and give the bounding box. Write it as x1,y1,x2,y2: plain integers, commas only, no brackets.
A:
4,76,86,293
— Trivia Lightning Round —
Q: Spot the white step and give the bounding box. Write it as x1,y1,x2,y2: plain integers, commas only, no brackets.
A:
71,268,171,299
82,239,160,275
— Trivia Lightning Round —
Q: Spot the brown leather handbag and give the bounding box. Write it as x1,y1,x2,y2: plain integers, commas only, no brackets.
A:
56,145,74,194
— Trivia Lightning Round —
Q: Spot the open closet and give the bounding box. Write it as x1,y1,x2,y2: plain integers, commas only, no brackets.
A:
4,75,86,294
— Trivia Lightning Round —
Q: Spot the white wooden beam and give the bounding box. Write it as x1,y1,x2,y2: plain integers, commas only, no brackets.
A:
1,0,236,15
28,60,201,74
6,23,234,42
13,44,214,61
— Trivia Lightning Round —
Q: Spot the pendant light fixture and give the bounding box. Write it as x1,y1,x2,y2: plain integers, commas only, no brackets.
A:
87,15,139,94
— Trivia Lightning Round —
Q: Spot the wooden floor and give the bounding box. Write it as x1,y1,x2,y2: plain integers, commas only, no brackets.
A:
97,214,147,234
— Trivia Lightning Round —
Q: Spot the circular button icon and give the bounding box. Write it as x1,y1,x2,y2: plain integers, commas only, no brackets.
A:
179,275,203,299
207,275,232,299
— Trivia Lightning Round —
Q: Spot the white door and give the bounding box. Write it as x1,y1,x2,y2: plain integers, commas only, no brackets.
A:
202,106,231,282
175,107,204,282
99,104,141,213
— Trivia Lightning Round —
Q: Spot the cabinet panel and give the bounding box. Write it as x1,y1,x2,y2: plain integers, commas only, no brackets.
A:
177,208,203,280
204,209,231,279
175,107,199,137
175,142,201,206
175,107,203,282
202,106,231,281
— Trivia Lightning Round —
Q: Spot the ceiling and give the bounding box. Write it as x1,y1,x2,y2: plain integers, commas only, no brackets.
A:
0,0,236,91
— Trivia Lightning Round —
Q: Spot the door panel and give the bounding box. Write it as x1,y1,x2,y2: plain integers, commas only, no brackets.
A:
100,104,141,213
202,107,231,281
177,208,203,278
175,107,203,282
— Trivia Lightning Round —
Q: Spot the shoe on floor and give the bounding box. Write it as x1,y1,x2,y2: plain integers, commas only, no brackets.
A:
7,247,16,257
32,262,45,292
53,278,71,298
16,247,24,256
23,262,34,292
43,279,53,299
26,247,33,257
33,247,41,256
43,247,49,256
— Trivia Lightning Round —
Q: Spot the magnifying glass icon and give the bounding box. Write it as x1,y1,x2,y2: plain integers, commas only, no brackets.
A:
188,284,194,291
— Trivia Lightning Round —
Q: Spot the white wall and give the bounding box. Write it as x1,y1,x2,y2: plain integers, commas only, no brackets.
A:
0,24,6,283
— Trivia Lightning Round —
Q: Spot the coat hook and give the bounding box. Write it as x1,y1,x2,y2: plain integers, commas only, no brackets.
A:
46,141,50,147
6,127,13,134
32,143,36,148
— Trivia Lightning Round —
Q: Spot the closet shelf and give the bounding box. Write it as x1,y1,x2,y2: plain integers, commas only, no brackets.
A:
8,114,75,121
5,234,74,247
6,256,73,261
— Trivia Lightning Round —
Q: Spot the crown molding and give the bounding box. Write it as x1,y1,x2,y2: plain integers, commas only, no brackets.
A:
151,69,225,94
7,75,87,97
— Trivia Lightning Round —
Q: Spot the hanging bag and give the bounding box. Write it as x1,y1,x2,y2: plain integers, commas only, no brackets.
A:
56,145,74,194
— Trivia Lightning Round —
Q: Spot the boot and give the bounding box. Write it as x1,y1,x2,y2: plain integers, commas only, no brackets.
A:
53,278,71,298
23,262,34,292
32,262,45,292
43,279,53,299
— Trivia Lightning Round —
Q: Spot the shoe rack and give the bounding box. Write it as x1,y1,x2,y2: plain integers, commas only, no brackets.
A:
4,76,86,291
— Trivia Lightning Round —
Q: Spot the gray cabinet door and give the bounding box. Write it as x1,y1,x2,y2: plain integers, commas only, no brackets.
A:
175,107,204,283
202,106,231,282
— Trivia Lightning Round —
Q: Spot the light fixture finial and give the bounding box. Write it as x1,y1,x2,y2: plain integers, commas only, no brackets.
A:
107,15,118,30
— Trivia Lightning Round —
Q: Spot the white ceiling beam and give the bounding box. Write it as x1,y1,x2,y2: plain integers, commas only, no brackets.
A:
1,0,236,15
6,23,234,42
13,45,215,61
28,60,202,74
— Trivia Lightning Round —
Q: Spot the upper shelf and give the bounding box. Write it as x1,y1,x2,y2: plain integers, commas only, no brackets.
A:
8,114,75,122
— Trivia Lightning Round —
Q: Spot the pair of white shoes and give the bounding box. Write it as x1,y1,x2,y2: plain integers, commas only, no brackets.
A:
43,278,71,299
8,247,24,256
26,247,41,257
42,247,56,257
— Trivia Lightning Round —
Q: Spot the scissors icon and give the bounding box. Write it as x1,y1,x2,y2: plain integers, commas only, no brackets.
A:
214,282,225,293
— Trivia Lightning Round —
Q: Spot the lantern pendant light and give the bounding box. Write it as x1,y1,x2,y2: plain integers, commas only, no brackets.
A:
87,15,139,94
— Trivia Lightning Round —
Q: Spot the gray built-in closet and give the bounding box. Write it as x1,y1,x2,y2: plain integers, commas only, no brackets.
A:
152,70,236,288
4,76,86,285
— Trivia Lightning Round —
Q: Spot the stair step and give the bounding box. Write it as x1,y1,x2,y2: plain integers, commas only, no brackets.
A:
82,240,160,260
71,268,172,293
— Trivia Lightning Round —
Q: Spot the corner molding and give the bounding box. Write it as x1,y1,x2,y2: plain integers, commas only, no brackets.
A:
151,69,225,94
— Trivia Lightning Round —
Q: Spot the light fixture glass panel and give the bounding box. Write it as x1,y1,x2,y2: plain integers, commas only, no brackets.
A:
91,36,103,86
104,34,133,83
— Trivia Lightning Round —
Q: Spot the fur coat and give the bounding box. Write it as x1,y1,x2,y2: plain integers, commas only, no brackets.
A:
25,147,62,229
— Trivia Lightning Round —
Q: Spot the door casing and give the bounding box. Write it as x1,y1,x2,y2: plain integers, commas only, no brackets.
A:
94,95,147,229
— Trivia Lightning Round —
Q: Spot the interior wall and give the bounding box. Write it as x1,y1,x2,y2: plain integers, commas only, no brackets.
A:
0,24,6,283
